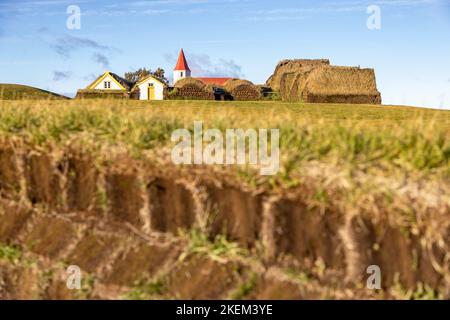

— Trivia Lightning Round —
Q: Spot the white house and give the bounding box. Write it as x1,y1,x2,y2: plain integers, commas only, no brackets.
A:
80,48,220,100
134,75,166,101
84,71,166,101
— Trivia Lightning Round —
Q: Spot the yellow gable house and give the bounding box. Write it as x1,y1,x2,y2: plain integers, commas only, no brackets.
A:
88,71,133,91
79,71,167,100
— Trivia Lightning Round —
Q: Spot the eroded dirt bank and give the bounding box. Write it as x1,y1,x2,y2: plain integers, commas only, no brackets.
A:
0,139,449,299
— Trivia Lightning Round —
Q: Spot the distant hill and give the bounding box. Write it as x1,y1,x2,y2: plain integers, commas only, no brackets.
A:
0,84,70,100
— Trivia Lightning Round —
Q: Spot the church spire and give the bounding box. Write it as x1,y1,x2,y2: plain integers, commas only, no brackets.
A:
173,48,191,84
174,49,190,71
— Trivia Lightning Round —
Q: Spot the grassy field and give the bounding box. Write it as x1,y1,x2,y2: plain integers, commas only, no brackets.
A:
0,99,449,299
0,84,69,100
0,99,448,181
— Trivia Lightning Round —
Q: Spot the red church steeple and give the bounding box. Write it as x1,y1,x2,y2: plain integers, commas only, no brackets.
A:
174,49,191,71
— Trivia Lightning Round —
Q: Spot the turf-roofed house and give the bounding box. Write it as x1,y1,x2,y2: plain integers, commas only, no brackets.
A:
75,48,382,103
77,49,231,100
76,70,167,100
75,49,234,101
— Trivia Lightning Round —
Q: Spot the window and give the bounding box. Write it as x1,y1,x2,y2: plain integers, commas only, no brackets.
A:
180,72,183,77
104,81,111,89
149,83,154,87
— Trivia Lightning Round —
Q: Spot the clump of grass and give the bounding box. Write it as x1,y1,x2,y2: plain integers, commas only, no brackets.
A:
179,228,248,262
123,277,166,300
38,269,54,298
285,268,312,285
74,274,96,300
229,272,258,299
0,243,22,264
390,280,443,300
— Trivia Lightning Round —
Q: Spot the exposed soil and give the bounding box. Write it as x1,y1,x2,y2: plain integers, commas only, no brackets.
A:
0,140,448,299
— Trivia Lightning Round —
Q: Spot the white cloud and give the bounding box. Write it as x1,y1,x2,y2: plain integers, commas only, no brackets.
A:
52,70,72,81
50,34,111,58
247,0,444,21
165,52,244,78
92,53,110,68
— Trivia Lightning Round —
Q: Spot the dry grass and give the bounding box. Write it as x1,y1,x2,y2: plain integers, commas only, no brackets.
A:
172,78,214,100
223,79,261,101
75,89,129,100
301,66,382,104
304,66,380,96
0,99,448,297
174,78,207,89
266,59,330,91
266,60,381,104
0,99,448,179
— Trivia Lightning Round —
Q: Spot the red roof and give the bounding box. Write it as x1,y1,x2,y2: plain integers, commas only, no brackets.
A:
196,77,232,86
174,49,190,71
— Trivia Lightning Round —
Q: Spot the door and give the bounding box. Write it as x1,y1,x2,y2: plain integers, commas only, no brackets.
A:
148,83,155,100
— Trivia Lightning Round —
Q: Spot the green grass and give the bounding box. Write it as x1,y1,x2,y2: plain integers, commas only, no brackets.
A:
179,228,248,262
0,99,448,299
0,99,448,182
0,84,69,100
0,243,22,263
390,279,444,300
123,278,166,300
229,273,258,300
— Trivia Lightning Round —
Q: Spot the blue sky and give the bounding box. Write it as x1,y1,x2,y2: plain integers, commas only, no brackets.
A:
0,0,449,109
